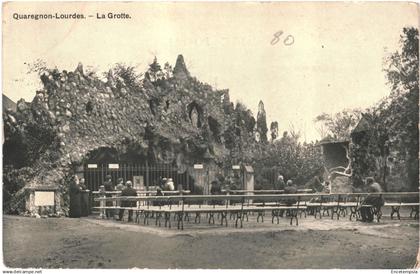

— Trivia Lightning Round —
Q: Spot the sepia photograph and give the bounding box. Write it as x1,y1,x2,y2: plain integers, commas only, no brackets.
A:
2,1,419,270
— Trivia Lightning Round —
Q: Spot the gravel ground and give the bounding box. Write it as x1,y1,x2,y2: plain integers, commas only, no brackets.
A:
2,211,419,269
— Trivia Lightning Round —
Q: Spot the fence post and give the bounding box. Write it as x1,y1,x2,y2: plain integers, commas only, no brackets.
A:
186,171,190,191
145,160,150,190
99,185,106,219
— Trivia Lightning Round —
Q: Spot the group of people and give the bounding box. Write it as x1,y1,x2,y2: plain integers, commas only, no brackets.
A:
157,177,176,192
275,174,331,194
102,175,137,222
96,171,384,223
273,174,384,222
104,176,179,221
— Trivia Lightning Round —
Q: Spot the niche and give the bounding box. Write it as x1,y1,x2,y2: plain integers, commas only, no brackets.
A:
86,101,93,115
148,99,160,116
208,116,221,142
187,102,203,128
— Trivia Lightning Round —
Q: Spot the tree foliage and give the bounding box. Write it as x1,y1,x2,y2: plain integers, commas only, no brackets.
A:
314,109,362,141
352,27,419,191
111,63,143,92
3,115,59,169
253,131,323,189
270,121,279,141
256,100,268,143
147,56,164,82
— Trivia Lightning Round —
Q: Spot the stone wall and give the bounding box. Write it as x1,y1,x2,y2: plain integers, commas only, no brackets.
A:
4,55,250,213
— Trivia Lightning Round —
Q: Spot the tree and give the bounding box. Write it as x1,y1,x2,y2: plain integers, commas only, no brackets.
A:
163,62,173,79
314,109,362,141
253,129,323,189
270,121,279,141
111,63,143,92
384,27,418,94
235,102,256,133
351,27,419,191
147,56,163,82
256,100,268,143
382,27,419,190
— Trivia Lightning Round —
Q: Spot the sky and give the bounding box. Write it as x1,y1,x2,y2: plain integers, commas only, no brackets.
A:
3,2,419,141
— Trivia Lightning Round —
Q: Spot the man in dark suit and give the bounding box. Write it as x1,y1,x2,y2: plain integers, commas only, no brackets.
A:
104,175,114,219
210,180,222,205
274,175,285,190
69,175,82,218
280,180,298,217
117,181,137,222
360,177,384,222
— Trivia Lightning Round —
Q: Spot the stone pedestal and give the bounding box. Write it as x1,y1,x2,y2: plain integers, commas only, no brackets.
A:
191,166,207,194
244,165,254,192
25,186,62,216
243,165,254,203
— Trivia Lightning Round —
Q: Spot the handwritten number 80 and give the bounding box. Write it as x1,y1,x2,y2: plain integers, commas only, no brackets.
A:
271,30,294,46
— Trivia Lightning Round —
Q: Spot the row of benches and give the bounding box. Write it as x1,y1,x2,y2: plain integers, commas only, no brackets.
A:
93,192,419,230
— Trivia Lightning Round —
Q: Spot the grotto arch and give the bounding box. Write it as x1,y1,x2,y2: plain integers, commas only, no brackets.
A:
4,58,235,215
81,145,194,192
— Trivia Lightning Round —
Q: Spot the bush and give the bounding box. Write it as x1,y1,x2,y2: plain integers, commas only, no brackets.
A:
3,167,35,214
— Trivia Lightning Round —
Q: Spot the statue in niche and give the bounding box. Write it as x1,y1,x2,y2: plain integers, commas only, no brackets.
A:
255,131,261,143
190,106,199,128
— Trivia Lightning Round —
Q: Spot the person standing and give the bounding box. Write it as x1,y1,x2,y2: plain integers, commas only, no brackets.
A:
79,178,87,190
210,180,222,205
79,178,90,217
69,175,82,218
159,177,168,190
103,175,114,219
115,178,125,208
116,178,125,191
117,181,137,222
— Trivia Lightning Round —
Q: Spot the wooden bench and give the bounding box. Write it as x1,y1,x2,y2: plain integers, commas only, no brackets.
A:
250,203,307,225
358,204,382,222
94,206,143,222
384,202,419,220
93,192,419,229
139,202,308,230
141,205,244,229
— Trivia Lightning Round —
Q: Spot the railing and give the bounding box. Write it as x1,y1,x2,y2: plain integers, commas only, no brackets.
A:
93,192,419,206
91,190,191,195
90,190,191,216
221,189,314,194
83,163,190,192
92,191,419,211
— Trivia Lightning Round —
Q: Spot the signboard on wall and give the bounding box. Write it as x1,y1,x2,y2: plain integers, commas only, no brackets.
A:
133,176,144,190
194,164,204,169
108,163,119,169
87,164,97,169
34,191,55,206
